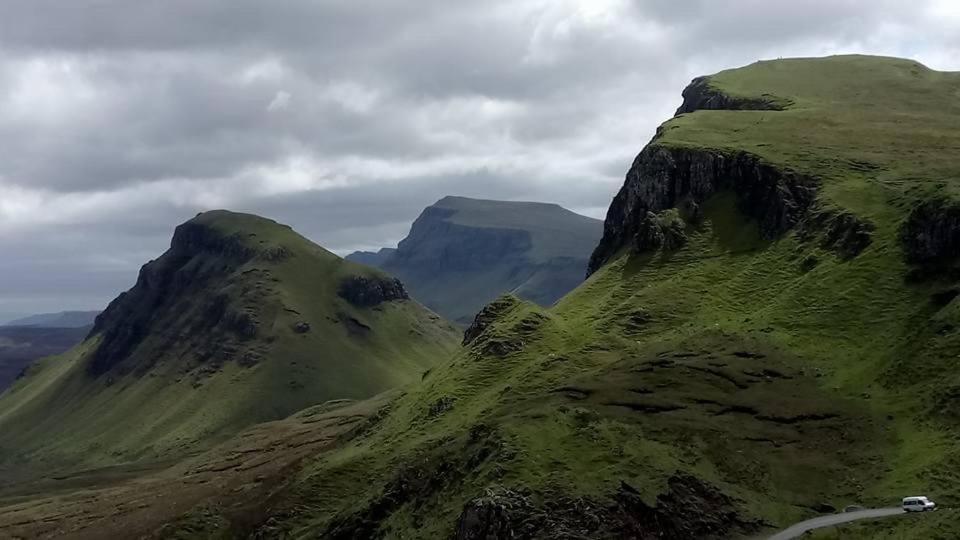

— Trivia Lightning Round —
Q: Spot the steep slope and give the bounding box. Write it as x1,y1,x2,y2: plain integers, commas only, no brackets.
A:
0,210,459,473
129,55,958,539
0,326,90,391
4,311,100,328
348,196,603,324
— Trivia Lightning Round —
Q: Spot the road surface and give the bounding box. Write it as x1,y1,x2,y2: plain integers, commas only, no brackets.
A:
767,507,906,539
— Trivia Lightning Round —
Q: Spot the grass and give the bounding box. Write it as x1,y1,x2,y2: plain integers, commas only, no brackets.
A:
0,210,460,473
219,193,918,536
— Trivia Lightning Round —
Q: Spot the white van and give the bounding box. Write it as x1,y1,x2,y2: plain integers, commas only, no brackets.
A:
902,496,936,512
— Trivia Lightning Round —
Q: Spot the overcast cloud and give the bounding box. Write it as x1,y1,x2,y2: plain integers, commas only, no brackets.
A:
1,0,959,321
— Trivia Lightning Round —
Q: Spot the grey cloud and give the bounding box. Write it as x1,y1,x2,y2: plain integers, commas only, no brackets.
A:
0,0,957,316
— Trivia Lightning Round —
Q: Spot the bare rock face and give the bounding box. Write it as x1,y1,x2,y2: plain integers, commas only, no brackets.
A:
337,275,409,307
900,199,960,264
453,474,759,540
589,144,818,275
88,221,266,376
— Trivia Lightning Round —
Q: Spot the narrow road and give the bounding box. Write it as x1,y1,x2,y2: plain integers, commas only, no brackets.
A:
767,507,905,539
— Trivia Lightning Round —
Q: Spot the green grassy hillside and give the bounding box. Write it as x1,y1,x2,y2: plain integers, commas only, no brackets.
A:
349,196,603,324
0,211,460,474
207,56,959,538
666,55,960,219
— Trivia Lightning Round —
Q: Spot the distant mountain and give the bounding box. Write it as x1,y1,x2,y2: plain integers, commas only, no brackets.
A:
0,326,90,392
346,247,397,267
4,311,100,328
0,210,459,470
347,196,603,324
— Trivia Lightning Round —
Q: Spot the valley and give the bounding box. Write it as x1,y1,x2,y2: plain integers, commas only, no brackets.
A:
0,210,459,474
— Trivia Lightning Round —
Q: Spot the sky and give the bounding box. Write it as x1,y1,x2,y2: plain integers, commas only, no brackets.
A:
1,0,959,322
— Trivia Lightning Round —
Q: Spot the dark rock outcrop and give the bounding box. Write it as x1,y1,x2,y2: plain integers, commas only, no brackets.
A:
337,275,409,308
455,487,540,539
900,199,960,264
589,144,818,275
293,321,311,334
454,473,759,540
87,220,265,376
463,296,520,346
675,76,789,115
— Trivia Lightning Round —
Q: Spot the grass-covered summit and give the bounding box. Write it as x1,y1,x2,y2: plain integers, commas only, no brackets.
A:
592,54,960,272
349,196,603,324
0,210,459,473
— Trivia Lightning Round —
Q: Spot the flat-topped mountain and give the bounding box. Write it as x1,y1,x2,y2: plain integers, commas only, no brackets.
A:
0,326,89,392
0,210,459,470
348,196,603,324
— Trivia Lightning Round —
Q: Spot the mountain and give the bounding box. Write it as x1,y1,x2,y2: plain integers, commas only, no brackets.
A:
4,55,960,540
347,196,603,324
0,210,459,472
3,311,100,328
0,326,90,391
346,247,397,267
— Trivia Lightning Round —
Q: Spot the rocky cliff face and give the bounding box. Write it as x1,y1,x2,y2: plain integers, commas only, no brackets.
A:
900,199,960,264
386,207,534,272
462,295,520,346
589,143,818,274
87,217,287,376
338,275,409,307
675,76,789,115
